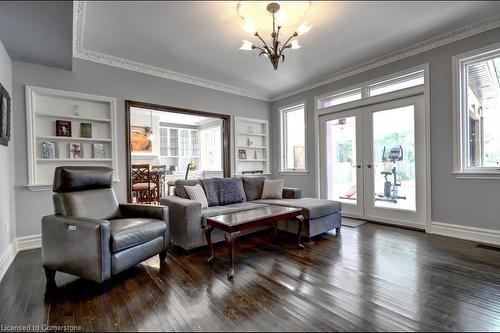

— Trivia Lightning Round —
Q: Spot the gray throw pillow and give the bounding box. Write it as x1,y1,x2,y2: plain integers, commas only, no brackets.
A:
174,179,200,199
261,179,284,199
242,176,265,201
184,184,208,208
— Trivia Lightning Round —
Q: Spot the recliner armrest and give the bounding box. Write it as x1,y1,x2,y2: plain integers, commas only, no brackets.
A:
283,187,302,199
119,203,168,221
41,215,111,283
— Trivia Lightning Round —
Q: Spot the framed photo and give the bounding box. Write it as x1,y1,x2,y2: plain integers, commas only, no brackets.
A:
70,142,82,159
0,84,11,146
238,149,247,160
56,120,72,137
92,143,105,159
41,141,57,159
80,122,92,138
130,126,152,152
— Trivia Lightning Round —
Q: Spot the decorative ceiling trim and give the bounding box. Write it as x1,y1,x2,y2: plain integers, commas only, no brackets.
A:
73,1,500,103
72,1,269,101
269,15,500,101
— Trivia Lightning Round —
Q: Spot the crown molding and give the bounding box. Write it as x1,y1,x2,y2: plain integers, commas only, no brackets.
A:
72,1,270,101
73,1,500,104
269,15,500,102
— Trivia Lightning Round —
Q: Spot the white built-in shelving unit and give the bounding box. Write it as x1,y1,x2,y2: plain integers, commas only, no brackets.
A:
234,117,270,175
25,86,119,191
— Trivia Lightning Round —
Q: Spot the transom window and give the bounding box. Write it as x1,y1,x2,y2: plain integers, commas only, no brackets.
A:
280,103,306,172
454,45,500,175
318,70,424,109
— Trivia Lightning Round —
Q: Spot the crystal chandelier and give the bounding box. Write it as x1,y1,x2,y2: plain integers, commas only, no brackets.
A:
237,2,312,70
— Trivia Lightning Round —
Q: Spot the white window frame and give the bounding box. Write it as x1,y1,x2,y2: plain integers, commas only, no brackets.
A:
452,43,500,179
279,101,308,173
316,67,425,111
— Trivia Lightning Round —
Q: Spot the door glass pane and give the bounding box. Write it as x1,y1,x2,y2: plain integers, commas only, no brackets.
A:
372,106,416,211
326,116,357,204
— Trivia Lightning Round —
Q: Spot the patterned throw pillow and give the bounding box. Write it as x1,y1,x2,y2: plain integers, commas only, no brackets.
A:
184,184,208,208
200,178,245,206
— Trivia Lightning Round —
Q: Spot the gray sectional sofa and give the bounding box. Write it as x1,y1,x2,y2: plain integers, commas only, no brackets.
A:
160,177,341,250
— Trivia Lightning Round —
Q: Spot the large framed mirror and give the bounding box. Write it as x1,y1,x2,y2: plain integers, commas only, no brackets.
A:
125,100,230,203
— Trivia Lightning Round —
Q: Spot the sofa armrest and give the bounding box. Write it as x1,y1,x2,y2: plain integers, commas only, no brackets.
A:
119,203,168,221
41,215,111,282
160,196,202,246
283,187,302,199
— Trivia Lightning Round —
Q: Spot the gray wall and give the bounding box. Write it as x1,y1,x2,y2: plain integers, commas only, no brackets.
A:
271,27,500,230
13,58,270,238
0,39,15,259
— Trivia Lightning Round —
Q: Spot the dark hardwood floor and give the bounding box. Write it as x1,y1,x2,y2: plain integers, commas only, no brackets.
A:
2,222,500,331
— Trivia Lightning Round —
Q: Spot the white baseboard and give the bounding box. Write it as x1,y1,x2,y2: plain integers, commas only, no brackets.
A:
0,242,17,282
16,234,41,251
430,221,500,246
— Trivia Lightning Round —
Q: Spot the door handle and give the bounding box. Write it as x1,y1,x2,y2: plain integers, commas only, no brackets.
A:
367,163,373,168
352,164,362,169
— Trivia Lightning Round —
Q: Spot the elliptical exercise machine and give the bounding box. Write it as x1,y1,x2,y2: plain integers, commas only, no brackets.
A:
375,145,406,204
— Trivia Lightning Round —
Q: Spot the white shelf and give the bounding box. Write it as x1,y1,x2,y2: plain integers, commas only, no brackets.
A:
238,132,266,137
36,112,111,123
26,85,119,190
235,117,270,175
237,145,267,149
37,136,112,142
37,158,112,162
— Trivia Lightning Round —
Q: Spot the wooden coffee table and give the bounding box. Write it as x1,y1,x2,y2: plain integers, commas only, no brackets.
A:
204,205,304,278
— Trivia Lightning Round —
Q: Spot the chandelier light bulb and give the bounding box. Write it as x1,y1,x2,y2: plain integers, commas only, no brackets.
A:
276,10,287,25
290,39,301,49
239,40,254,51
297,22,312,35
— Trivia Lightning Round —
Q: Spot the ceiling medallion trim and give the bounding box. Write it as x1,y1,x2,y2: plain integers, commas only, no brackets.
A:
72,1,269,101
73,1,500,102
270,15,500,101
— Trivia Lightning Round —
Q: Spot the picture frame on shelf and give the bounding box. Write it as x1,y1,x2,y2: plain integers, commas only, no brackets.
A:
238,149,247,160
41,141,57,159
92,143,105,159
0,83,11,146
80,122,92,138
69,142,82,159
56,120,72,137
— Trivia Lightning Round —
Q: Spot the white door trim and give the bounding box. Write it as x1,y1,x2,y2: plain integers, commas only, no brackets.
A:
314,64,431,231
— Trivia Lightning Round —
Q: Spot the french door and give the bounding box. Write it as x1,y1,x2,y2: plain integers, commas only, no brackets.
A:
319,95,427,228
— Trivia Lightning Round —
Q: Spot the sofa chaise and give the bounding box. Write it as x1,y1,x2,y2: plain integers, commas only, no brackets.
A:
160,177,341,251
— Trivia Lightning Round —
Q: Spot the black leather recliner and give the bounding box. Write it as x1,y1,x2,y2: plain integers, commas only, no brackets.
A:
41,166,169,283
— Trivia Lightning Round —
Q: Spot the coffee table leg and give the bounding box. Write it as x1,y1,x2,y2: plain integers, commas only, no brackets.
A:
297,215,305,249
205,225,214,263
225,232,239,279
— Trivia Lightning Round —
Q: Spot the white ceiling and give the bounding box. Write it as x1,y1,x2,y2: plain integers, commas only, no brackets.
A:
80,1,500,100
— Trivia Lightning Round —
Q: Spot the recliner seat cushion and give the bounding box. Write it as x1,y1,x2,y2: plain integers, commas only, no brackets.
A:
251,198,341,220
110,218,167,252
